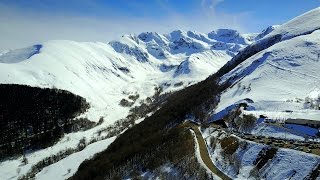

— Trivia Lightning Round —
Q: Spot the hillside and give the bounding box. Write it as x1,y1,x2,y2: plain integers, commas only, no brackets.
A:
215,7,320,121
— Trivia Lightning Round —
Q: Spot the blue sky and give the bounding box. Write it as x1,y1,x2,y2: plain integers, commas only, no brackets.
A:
0,0,319,50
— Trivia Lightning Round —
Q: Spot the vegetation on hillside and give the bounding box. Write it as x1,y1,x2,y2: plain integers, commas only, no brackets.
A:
0,84,90,160
249,147,278,179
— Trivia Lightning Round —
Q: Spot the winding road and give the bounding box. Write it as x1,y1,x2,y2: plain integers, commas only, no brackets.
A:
189,124,231,180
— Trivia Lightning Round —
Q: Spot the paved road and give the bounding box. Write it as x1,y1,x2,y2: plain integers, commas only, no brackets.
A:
188,124,231,180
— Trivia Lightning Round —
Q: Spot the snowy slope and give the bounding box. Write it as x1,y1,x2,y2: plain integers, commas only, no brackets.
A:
216,7,320,121
0,29,253,179
35,136,116,180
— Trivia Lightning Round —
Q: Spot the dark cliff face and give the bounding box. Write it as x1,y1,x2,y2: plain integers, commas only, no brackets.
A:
0,84,90,160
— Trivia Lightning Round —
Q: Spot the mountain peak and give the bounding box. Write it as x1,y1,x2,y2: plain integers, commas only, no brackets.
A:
255,25,280,40
165,30,188,41
138,32,162,42
208,29,249,45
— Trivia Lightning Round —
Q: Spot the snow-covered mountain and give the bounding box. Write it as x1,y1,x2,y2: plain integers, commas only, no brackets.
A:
215,7,320,121
0,29,253,123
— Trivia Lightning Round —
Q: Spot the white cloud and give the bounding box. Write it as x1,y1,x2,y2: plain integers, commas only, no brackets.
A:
0,1,252,51
201,0,224,13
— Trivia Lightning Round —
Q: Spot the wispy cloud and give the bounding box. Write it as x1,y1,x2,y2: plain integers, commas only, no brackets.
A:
0,1,253,51
201,0,225,15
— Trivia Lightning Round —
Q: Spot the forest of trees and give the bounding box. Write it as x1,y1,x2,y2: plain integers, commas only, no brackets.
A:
0,84,90,160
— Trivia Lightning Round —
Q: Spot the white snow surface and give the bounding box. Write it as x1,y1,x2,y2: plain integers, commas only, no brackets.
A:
35,136,116,180
216,13,320,121
259,149,320,180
